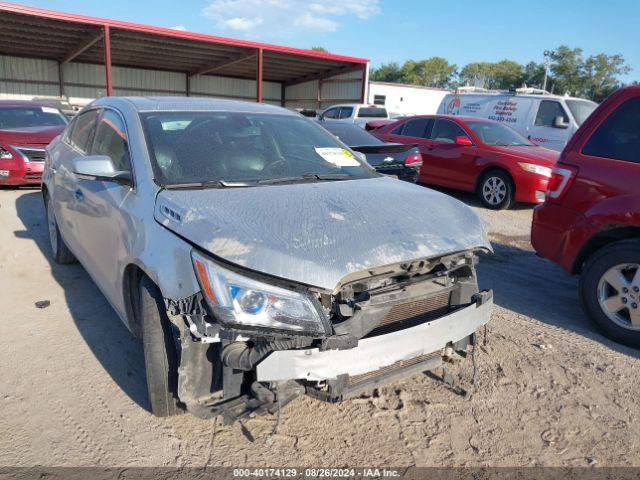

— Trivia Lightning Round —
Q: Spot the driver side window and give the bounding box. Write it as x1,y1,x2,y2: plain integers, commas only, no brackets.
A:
323,108,340,119
91,110,131,172
68,109,100,154
430,119,467,143
535,101,569,127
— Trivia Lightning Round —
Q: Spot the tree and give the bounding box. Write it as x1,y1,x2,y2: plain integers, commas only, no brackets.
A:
370,62,402,82
522,61,547,89
582,53,631,101
459,60,524,90
548,45,585,96
311,46,328,52
399,57,457,88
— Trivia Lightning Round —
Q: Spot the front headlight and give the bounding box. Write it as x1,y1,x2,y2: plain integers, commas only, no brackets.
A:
518,162,552,178
0,146,13,160
191,250,326,336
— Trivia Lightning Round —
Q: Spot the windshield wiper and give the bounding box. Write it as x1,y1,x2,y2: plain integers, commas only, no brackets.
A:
257,173,351,185
163,180,226,190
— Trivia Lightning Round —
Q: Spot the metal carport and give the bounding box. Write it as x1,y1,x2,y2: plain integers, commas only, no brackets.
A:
0,2,369,107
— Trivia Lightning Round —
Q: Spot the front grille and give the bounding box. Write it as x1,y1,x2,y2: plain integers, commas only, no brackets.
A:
15,147,46,162
23,172,42,181
365,289,452,338
347,351,442,387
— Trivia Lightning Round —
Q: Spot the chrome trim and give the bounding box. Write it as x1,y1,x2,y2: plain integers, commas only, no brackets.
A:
11,146,46,163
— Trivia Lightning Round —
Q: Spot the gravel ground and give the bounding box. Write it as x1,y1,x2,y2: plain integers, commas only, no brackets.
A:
1,187,639,468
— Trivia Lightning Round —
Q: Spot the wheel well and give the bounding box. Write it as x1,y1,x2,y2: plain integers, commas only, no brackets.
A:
123,264,148,338
475,167,515,195
573,227,640,274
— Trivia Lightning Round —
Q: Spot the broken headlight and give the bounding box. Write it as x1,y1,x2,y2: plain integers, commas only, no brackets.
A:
191,250,326,335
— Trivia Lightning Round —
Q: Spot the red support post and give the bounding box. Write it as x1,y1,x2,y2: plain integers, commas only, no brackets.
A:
256,48,263,103
103,25,114,96
360,63,367,103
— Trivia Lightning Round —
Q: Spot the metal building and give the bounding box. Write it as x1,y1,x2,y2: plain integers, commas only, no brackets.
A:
0,2,369,109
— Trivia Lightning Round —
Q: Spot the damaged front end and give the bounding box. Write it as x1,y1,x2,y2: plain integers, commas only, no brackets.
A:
165,249,492,423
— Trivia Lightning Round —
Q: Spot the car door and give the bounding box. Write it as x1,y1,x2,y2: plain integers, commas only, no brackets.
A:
50,108,100,254
423,119,478,189
527,100,572,151
72,108,136,314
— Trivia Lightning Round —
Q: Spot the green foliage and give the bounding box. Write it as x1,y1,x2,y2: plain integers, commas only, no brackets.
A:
311,46,328,52
370,46,631,101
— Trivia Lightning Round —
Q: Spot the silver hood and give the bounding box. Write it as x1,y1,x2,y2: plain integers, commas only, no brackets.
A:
154,177,491,291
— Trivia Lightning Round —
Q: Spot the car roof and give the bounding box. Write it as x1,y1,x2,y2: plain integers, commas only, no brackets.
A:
0,99,59,108
399,114,494,124
92,96,297,115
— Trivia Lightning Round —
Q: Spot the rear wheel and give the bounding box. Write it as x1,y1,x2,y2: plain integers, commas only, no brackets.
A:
139,276,184,417
579,240,640,348
45,193,76,264
478,170,514,210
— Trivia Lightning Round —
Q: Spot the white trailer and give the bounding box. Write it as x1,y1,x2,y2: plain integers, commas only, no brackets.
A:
367,81,450,117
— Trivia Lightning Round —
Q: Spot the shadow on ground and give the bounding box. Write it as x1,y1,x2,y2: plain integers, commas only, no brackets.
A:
12,188,639,414
14,190,151,411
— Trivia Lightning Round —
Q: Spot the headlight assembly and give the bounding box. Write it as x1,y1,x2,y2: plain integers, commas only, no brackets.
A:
191,250,327,336
518,162,552,178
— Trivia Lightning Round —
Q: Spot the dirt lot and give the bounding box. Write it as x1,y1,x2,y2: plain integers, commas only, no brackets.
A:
1,187,639,468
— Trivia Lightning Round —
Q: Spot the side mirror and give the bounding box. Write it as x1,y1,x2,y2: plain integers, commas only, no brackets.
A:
553,116,570,129
318,114,325,121
455,136,473,146
73,155,132,186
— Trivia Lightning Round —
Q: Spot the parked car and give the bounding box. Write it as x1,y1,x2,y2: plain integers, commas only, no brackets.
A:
531,86,640,347
375,115,559,209
438,90,597,152
318,103,389,128
0,100,68,186
43,97,493,420
320,122,422,182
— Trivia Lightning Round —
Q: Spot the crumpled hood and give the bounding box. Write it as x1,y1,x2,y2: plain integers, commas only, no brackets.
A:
0,126,64,146
155,177,491,291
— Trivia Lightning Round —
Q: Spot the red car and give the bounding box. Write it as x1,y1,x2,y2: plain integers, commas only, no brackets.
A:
0,100,67,186
375,115,559,209
532,86,640,347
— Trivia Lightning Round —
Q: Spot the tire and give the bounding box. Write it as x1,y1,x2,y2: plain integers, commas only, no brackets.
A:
45,192,77,264
139,276,184,417
579,240,640,348
477,170,515,210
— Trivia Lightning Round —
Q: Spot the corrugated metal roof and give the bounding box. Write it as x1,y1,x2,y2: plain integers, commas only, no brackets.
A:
0,2,368,84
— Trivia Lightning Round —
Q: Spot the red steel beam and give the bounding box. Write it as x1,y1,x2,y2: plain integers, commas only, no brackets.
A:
256,48,263,103
0,2,368,66
103,25,114,96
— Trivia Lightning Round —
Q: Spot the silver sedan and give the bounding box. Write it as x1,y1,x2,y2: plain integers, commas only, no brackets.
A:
43,97,493,420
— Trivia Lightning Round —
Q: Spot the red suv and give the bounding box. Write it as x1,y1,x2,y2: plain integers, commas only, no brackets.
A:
532,86,640,347
375,115,558,209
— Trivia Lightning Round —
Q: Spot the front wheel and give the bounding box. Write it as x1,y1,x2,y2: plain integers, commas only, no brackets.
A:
579,240,640,348
139,276,184,417
478,171,514,210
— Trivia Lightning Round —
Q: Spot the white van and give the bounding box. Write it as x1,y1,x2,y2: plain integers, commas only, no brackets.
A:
437,91,597,151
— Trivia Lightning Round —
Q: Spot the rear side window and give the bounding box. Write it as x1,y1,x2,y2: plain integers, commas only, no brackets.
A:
534,101,569,127
430,119,468,143
358,107,387,118
400,118,433,138
69,109,99,154
338,107,353,119
582,97,640,163
91,110,131,172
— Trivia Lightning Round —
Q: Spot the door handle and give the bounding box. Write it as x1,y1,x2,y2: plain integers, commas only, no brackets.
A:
74,189,84,201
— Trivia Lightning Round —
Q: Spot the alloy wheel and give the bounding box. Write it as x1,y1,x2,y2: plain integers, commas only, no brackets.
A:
597,263,640,330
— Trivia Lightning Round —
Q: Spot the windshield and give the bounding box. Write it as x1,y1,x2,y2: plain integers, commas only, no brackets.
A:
358,107,387,118
565,99,598,126
141,111,377,186
0,106,67,129
322,123,385,146
466,121,533,146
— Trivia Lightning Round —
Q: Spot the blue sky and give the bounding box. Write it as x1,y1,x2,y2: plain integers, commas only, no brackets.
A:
24,0,639,82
